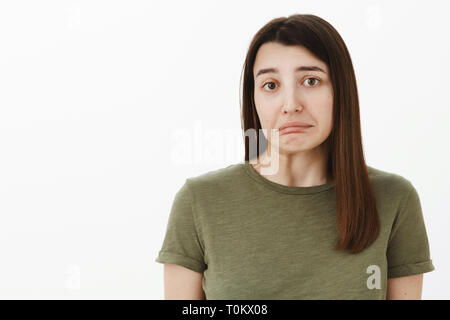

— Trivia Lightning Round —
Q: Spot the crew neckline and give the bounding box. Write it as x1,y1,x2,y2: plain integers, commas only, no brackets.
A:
242,161,335,195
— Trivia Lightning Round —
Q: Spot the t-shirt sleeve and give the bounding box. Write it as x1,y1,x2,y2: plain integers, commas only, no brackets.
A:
154,179,207,274
386,181,435,278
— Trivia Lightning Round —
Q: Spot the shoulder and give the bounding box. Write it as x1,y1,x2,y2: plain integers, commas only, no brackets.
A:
184,162,246,196
366,165,417,206
368,165,414,189
187,162,244,183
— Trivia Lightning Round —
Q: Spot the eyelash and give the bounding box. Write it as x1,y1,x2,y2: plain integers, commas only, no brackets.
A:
261,77,321,91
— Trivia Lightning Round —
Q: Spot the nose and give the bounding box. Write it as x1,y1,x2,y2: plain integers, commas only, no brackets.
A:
283,104,301,113
282,92,303,114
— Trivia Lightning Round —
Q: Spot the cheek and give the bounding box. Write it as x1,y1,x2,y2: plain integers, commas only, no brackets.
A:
254,98,278,129
309,89,333,130
309,85,333,108
256,106,273,130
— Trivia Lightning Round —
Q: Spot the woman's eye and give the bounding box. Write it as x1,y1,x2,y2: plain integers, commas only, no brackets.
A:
304,77,320,87
262,78,320,91
262,82,277,91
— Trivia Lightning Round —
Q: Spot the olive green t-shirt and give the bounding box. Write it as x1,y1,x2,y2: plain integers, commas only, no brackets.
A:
155,162,435,299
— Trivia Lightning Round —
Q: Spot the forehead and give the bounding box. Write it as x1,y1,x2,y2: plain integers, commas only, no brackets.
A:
253,42,328,74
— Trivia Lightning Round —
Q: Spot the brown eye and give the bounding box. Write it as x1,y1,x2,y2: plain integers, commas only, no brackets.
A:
263,82,277,91
304,78,320,87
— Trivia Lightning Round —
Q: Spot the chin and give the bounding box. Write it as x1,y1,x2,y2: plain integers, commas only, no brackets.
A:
278,144,312,154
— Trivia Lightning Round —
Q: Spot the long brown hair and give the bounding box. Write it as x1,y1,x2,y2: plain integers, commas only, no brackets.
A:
240,14,379,254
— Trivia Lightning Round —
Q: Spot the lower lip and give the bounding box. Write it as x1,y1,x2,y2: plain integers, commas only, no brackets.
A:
279,126,312,135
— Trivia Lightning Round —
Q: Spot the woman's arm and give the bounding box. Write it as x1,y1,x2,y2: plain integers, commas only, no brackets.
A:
163,263,205,299
386,273,423,299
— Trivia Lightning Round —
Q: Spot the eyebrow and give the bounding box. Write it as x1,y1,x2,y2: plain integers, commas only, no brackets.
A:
255,66,326,78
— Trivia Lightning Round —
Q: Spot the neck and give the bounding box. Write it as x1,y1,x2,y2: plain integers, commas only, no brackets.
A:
251,141,332,187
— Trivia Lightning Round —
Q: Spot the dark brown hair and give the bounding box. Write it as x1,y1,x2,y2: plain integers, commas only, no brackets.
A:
239,14,380,254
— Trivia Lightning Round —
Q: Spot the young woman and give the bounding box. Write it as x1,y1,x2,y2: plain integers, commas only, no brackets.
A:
155,14,435,300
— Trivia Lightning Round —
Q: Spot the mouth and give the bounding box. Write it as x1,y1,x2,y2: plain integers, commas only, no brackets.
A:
279,125,312,135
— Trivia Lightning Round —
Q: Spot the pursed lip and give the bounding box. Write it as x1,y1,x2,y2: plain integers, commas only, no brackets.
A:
278,121,313,131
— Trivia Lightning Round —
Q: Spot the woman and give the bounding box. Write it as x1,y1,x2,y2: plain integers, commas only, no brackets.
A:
155,14,435,300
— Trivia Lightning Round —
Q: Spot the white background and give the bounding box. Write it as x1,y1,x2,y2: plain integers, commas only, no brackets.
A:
0,0,448,299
